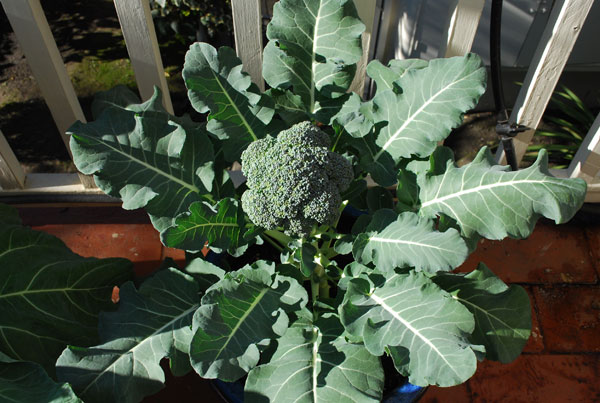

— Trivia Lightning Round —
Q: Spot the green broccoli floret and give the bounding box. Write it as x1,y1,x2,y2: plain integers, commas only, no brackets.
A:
241,121,353,237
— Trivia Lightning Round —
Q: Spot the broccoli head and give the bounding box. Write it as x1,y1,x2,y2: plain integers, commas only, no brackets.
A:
240,121,353,237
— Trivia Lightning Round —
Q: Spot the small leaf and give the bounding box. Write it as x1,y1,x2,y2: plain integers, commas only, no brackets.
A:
433,263,531,363
245,313,384,402
0,359,82,403
189,265,308,381
353,210,468,273
333,93,375,138
183,42,274,161
184,257,226,294
340,270,478,387
56,268,200,403
263,0,364,117
291,241,318,277
419,148,587,239
366,187,394,212
396,169,419,212
366,59,429,92
91,85,141,119
162,198,258,256
266,88,308,125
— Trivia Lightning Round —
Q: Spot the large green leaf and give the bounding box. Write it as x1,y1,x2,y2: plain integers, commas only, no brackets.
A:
183,43,274,161
263,0,364,118
245,313,384,403
0,223,132,375
340,269,478,387
190,262,308,381
419,148,587,239
353,210,468,273
433,263,531,363
0,355,81,403
371,54,486,162
69,87,214,233
56,268,202,403
161,198,259,256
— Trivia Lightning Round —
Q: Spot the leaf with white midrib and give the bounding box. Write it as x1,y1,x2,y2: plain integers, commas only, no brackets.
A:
56,268,202,403
189,266,308,382
0,223,131,376
353,210,468,273
263,0,364,118
371,54,486,161
69,87,215,234
162,198,256,256
245,313,384,402
183,43,274,162
419,147,587,240
340,270,478,387
433,263,531,363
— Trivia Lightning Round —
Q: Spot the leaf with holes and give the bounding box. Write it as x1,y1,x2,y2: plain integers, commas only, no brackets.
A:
353,209,468,273
245,313,384,402
371,54,486,162
56,268,202,403
419,148,587,239
0,355,82,403
340,270,478,387
0,220,132,376
263,0,364,120
433,263,531,363
69,88,215,233
189,263,308,381
162,198,259,256
183,43,274,162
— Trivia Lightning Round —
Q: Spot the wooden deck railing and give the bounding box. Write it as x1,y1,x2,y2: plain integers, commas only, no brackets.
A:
1,0,599,201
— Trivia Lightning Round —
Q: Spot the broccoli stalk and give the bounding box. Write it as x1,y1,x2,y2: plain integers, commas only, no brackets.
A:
240,121,353,238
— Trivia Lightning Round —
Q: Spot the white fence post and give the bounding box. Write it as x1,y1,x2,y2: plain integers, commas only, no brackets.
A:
113,0,173,114
495,0,594,166
439,0,485,58
350,0,377,96
231,0,265,91
0,130,25,190
1,0,95,188
568,112,600,180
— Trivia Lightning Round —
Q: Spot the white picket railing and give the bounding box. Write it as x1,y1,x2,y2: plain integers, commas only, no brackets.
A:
1,0,599,201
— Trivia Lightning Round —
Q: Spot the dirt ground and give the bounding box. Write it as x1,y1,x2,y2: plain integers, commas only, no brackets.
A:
1,0,572,175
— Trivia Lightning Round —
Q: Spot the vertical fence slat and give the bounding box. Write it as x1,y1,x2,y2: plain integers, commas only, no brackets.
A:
568,112,600,180
0,130,25,189
231,0,264,91
495,0,594,166
349,0,377,96
439,0,485,58
1,0,95,188
113,0,173,114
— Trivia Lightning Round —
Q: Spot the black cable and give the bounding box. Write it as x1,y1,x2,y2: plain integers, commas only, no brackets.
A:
490,0,524,171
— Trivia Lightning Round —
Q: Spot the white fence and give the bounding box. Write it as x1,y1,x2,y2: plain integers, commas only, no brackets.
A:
1,0,599,201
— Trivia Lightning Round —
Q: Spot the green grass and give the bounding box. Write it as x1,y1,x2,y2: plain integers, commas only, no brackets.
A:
70,57,136,97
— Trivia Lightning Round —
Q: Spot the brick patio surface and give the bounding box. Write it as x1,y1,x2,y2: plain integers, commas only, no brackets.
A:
17,206,600,403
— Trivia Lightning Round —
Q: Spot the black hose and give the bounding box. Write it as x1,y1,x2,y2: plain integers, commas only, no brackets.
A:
490,0,520,171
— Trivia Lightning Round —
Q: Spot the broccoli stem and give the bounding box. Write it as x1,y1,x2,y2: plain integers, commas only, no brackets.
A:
263,229,293,249
262,233,283,252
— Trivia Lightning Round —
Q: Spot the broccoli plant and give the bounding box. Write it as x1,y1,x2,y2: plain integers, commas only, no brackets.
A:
57,0,586,401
